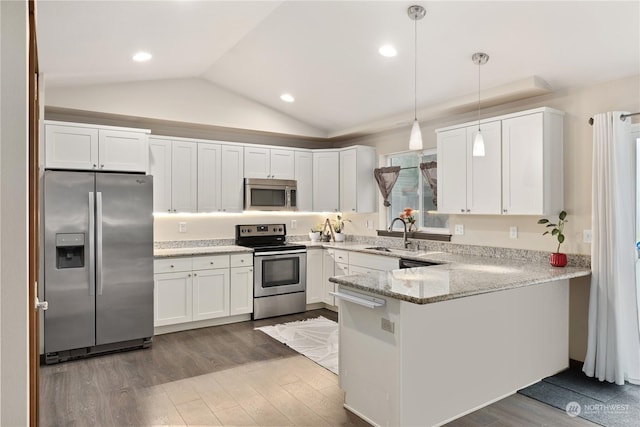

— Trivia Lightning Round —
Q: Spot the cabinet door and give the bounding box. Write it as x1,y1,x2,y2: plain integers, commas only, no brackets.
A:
322,250,336,306
171,141,198,213
149,138,172,213
230,266,254,315
192,268,230,321
466,122,502,214
197,143,222,212
98,129,148,172
270,149,295,180
313,151,340,212
502,113,544,214
295,151,314,212
437,128,467,214
221,145,244,213
244,147,270,178
306,249,324,304
45,124,99,170
340,148,357,213
154,272,192,326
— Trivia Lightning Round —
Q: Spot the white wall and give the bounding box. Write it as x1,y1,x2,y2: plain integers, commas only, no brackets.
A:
45,77,328,139
0,0,30,424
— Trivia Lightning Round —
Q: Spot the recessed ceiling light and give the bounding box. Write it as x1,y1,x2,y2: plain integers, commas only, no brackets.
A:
280,93,295,103
132,51,152,62
378,44,397,57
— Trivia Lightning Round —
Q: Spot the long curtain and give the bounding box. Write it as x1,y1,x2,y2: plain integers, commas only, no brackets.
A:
583,111,640,385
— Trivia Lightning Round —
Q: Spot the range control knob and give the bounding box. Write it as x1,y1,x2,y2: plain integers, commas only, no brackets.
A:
278,228,283,232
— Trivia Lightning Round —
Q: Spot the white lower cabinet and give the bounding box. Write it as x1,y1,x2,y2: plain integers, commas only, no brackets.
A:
154,253,253,329
154,271,193,327
230,264,254,315
322,250,337,306
192,268,229,321
306,248,324,304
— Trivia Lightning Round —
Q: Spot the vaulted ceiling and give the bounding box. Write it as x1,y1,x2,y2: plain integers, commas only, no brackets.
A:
37,1,640,137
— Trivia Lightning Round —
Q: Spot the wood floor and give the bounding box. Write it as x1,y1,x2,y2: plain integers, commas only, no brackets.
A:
40,309,598,426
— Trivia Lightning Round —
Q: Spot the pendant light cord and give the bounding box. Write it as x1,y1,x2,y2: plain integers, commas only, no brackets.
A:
477,57,481,131
414,16,418,121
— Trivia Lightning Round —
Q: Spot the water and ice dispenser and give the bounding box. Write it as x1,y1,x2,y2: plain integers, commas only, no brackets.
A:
55,233,85,269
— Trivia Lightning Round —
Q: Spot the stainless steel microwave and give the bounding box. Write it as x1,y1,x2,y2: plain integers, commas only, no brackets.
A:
244,178,297,211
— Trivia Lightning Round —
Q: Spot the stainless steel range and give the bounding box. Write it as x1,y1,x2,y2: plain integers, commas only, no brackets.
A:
236,224,307,320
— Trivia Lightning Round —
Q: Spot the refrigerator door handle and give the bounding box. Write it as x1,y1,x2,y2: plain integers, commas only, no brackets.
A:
88,192,96,296
96,192,104,295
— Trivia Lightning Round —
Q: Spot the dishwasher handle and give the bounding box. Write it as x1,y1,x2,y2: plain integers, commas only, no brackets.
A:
330,289,386,308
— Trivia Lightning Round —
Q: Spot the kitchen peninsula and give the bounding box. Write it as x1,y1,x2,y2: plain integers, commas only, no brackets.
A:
329,254,590,427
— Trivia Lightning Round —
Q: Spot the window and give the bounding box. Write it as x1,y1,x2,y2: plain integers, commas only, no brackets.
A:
386,150,449,232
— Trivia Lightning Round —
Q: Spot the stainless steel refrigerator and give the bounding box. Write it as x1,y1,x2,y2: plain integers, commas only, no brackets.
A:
43,170,154,363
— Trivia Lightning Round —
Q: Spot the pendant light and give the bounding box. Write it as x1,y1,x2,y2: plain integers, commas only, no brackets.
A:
472,52,489,157
408,5,426,151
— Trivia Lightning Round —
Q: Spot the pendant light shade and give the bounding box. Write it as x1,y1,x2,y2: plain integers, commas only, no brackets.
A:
472,131,485,156
472,52,489,157
408,5,426,151
409,119,423,150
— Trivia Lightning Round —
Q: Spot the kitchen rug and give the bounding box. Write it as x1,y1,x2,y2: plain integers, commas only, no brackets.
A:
518,367,640,427
255,316,338,375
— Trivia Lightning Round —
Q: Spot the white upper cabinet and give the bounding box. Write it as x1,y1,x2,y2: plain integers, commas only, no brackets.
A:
502,110,563,215
295,150,313,211
197,143,222,213
313,150,340,212
244,146,295,180
149,137,244,214
171,140,198,213
220,144,244,213
45,121,149,172
340,146,376,213
149,138,172,213
437,121,501,214
436,107,563,216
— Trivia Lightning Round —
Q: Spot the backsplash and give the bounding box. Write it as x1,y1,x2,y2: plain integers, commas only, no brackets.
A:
157,233,591,268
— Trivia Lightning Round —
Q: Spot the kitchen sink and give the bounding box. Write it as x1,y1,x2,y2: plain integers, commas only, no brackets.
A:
364,246,392,252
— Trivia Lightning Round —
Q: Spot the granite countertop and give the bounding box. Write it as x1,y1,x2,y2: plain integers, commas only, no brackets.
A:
328,249,591,305
154,245,253,258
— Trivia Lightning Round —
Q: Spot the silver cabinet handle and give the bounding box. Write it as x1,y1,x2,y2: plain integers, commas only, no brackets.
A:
240,259,245,263
503,209,507,213
210,261,214,265
88,192,96,296
193,273,197,277
460,209,465,213
96,192,104,295
100,164,104,169
168,209,171,212
249,268,253,272
466,209,470,213
170,265,174,268
187,273,192,277
92,164,97,169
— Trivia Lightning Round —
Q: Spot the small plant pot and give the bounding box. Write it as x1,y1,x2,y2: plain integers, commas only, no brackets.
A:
309,232,320,242
549,252,567,267
334,233,345,242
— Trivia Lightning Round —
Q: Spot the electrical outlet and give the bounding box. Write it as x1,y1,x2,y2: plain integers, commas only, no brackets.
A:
290,219,297,230
178,222,187,233
583,229,592,243
381,318,395,333
509,226,518,239
454,224,464,235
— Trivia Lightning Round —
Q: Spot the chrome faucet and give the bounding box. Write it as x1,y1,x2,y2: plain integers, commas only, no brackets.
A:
389,217,410,249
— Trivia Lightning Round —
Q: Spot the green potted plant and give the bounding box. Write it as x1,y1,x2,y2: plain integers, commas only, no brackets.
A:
537,210,568,267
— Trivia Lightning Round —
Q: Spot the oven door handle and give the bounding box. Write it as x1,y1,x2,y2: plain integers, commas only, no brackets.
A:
254,249,307,256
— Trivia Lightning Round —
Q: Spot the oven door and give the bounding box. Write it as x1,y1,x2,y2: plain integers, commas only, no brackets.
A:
254,250,306,297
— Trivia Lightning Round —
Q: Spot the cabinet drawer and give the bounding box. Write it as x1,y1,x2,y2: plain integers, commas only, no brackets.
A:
350,252,399,271
154,257,192,274
192,254,230,270
231,253,253,267
330,249,349,264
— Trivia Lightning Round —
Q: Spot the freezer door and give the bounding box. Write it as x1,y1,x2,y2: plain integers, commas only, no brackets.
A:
44,171,96,353
95,173,154,345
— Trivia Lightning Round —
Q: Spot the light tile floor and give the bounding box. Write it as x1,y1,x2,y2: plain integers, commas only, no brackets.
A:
124,355,366,426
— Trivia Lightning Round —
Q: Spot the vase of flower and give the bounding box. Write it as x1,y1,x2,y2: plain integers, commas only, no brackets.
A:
332,215,350,242
400,207,417,232
308,231,320,242
334,232,345,242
